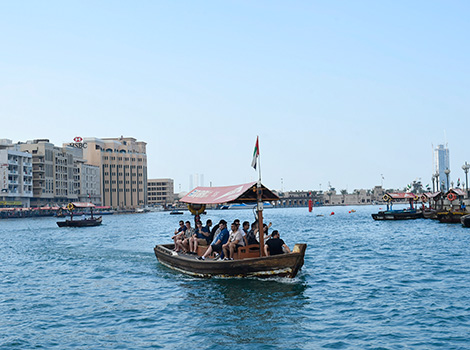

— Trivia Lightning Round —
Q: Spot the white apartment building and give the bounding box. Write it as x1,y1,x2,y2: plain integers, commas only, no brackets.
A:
0,139,33,207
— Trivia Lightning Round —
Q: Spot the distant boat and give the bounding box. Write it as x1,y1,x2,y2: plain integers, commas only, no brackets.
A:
57,202,102,227
372,209,423,220
372,192,423,220
169,210,184,215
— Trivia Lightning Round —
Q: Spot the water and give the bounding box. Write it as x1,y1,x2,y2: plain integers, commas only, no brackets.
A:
1,206,470,349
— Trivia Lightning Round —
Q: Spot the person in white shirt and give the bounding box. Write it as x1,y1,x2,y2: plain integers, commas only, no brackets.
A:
222,222,245,260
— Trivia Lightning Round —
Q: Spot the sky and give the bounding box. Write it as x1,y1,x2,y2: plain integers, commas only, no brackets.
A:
1,1,469,193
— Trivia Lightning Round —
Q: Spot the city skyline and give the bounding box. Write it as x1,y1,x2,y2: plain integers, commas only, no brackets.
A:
1,1,469,192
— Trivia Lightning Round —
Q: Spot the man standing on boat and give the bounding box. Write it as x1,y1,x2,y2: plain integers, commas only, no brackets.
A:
264,230,291,256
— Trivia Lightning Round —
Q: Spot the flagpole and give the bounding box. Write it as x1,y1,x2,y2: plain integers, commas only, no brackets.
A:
255,136,264,257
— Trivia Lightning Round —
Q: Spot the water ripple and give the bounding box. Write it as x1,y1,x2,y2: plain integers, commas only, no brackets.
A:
1,207,470,349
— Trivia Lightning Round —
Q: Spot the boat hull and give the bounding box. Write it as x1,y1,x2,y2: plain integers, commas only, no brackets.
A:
372,210,423,220
154,243,307,278
436,211,467,224
461,214,470,227
57,217,102,227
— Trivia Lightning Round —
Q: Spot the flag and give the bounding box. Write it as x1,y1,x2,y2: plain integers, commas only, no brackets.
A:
251,136,259,170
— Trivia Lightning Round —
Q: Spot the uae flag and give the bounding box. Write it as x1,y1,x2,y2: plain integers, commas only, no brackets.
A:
251,136,259,170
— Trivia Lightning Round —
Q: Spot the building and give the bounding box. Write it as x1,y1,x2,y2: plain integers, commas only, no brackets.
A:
83,136,147,209
147,178,174,206
189,173,204,191
19,139,83,206
78,163,101,204
434,144,450,191
0,139,33,207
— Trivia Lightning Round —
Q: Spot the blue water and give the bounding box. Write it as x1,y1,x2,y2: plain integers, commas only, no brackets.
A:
1,206,470,349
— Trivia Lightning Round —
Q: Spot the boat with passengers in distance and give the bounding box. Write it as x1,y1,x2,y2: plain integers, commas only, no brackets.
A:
57,202,102,227
372,192,423,220
153,182,307,278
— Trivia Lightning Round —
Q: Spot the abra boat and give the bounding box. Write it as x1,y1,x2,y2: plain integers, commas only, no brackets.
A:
57,202,102,227
153,182,307,278
372,209,423,220
436,210,467,224
372,192,423,220
461,214,470,228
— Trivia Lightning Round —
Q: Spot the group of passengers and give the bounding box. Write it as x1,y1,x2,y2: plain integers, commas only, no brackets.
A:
171,218,290,261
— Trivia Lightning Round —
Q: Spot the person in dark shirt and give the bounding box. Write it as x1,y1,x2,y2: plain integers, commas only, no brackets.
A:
171,220,187,251
246,222,259,245
197,220,229,260
264,230,291,256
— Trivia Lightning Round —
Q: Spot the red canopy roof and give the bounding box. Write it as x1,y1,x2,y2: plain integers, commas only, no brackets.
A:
387,192,417,199
180,182,279,205
423,191,442,199
448,188,466,196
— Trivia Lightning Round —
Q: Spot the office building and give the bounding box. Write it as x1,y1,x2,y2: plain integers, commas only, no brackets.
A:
83,136,147,209
434,144,450,191
148,178,174,206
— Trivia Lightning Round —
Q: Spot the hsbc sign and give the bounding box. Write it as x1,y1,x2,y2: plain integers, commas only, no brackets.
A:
69,136,87,149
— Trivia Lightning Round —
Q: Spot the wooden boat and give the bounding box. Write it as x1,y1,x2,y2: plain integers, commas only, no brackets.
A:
57,216,102,227
169,210,184,215
155,243,306,278
57,202,102,227
436,210,468,224
372,192,423,220
372,209,423,220
153,182,307,279
461,214,470,228
422,209,437,219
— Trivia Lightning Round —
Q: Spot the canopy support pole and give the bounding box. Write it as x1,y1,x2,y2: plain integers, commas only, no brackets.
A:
257,143,264,257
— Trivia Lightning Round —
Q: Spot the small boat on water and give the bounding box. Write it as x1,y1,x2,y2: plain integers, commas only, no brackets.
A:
436,189,468,223
372,209,423,220
57,202,102,227
169,210,184,215
436,210,467,224
461,214,470,228
372,192,423,220
154,181,307,279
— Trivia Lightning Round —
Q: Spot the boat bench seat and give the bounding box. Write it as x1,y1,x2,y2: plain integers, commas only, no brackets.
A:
196,244,217,257
195,244,261,259
235,244,260,260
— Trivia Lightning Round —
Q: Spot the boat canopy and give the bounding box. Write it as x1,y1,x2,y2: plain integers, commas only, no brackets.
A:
387,192,418,200
447,188,466,197
70,202,96,208
180,182,280,205
423,191,442,199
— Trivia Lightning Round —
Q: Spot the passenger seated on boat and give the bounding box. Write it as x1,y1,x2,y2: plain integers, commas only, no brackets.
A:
197,220,229,260
175,221,194,253
204,219,213,240
242,221,250,245
264,230,291,256
256,222,273,242
171,220,187,251
189,221,210,254
222,222,245,260
233,219,247,244
246,222,259,245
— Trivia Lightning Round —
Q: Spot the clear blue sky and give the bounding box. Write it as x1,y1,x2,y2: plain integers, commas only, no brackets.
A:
1,1,469,192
